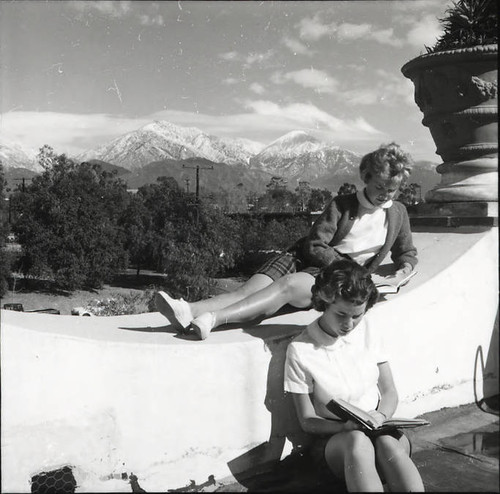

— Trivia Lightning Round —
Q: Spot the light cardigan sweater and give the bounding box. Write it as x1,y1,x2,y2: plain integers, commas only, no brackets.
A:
296,192,418,273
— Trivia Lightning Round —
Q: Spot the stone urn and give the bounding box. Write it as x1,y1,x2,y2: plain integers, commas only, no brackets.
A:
402,44,497,203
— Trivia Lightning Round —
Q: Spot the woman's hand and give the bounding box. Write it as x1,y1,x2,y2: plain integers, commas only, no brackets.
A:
343,420,363,431
366,410,387,428
385,262,412,281
396,262,413,276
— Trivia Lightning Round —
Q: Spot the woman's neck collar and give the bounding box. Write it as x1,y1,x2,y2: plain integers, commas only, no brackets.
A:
363,188,377,207
317,317,338,340
357,188,393,210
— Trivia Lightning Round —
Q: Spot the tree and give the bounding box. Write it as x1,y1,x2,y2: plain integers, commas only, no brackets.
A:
119,193,154,275
131,176,243,300
214,183,248,213
337,183,357,196
256,187,298,212
397,183,422,207
295,181,312,212
307,188,333,212
266,176,288,190
11,147,129,290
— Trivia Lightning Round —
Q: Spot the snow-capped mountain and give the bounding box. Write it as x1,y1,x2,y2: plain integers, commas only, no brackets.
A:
0,139,38,171
250,130,362,184
78,121,264,170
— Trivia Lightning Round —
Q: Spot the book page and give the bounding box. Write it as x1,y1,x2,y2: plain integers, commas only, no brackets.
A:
371,270,417,290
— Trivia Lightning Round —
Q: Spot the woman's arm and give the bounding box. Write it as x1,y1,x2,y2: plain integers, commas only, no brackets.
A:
368,361,399,425
302,198,346,268
390,206,418,271
292,392,360,435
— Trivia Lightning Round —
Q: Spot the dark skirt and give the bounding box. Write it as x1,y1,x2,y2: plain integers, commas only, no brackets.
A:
254,252,322,281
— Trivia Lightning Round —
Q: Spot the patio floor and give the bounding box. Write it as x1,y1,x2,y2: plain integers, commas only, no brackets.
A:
211,397,499,493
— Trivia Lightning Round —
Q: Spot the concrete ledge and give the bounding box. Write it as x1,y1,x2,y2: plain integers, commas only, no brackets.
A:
1,228,498,492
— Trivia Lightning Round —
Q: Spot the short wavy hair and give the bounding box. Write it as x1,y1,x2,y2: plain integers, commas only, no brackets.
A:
311,259,379,313
359,142,413,184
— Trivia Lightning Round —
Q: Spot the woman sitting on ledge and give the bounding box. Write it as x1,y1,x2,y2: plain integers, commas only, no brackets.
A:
155,142,417,340
285,259,424,492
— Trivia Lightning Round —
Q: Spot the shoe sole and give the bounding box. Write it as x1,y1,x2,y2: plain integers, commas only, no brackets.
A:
190,314,215,340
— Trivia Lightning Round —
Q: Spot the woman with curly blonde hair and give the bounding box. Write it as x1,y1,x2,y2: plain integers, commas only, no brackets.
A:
156,142,418,340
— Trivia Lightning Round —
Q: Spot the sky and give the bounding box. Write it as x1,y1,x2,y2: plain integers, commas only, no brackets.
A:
0,0,451,162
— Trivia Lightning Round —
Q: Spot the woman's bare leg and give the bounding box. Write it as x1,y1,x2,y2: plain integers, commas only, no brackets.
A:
212,272,315,327
189,273,274,317
374,434,424,492
324,431,384,492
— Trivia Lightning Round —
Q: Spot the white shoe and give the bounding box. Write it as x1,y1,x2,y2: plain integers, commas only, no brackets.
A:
191,312,216,340
155,291,193,329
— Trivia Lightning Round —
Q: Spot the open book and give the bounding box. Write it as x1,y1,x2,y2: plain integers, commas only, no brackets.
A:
326,397,430,432
370,270,417,295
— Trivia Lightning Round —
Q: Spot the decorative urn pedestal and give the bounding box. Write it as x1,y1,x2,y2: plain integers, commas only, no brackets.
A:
402,44,497,224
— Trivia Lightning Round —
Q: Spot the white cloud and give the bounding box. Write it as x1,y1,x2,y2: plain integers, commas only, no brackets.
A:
242,100,382,140
219,51,239,61
296,16,404,48
392,0,448,13
340,88,380,106
271,69,339,94
345,63,366,72
370,28,403,47
281,36,314,56
0,111,151,157
219,50,275,68
339,70,415,106
406,14,443,48
336,23,403,47
297,15,335,41
249,83,265,95
244,50,274,68
139,14,165,26
0,103,383,157
337,23,371,40
69,1,132,18
222,78,239,85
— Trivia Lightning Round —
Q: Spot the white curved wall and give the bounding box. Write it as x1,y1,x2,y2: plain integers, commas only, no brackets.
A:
1,228,498,492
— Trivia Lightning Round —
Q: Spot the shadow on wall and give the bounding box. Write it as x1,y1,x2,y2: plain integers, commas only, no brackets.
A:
475,308,500,413
226,323,311,483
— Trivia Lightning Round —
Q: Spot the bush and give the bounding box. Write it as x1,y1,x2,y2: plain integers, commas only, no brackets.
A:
83,289,156,316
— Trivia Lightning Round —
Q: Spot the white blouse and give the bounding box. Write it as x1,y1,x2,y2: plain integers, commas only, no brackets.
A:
335,190,391,266
284,317,388,420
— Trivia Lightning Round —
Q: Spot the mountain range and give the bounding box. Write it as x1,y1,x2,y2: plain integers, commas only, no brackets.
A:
1,121,440,195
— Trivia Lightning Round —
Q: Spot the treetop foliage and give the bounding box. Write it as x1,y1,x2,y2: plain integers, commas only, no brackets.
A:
5,145,421,301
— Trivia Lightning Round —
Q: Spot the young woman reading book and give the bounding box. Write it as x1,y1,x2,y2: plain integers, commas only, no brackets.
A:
155,142,418,340
284,259,424,492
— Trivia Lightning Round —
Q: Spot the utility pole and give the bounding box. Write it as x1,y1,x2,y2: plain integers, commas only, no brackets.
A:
182,163,214,223
183,163,214,202
184,177,190,194
13,177,28,192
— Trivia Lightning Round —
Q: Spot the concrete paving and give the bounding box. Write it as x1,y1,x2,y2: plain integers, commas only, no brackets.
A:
212,398,499,493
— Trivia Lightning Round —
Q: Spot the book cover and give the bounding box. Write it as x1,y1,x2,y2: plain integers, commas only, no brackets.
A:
326,397,430,431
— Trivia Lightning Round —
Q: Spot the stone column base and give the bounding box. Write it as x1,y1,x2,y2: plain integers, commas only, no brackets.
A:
409,201,498,228
425,157,498,203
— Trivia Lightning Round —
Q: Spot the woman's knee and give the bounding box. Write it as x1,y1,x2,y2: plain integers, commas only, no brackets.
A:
347,430,375,452
326,431,374,461
374,434,409,460
276,273,314,303
237,274,273,297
